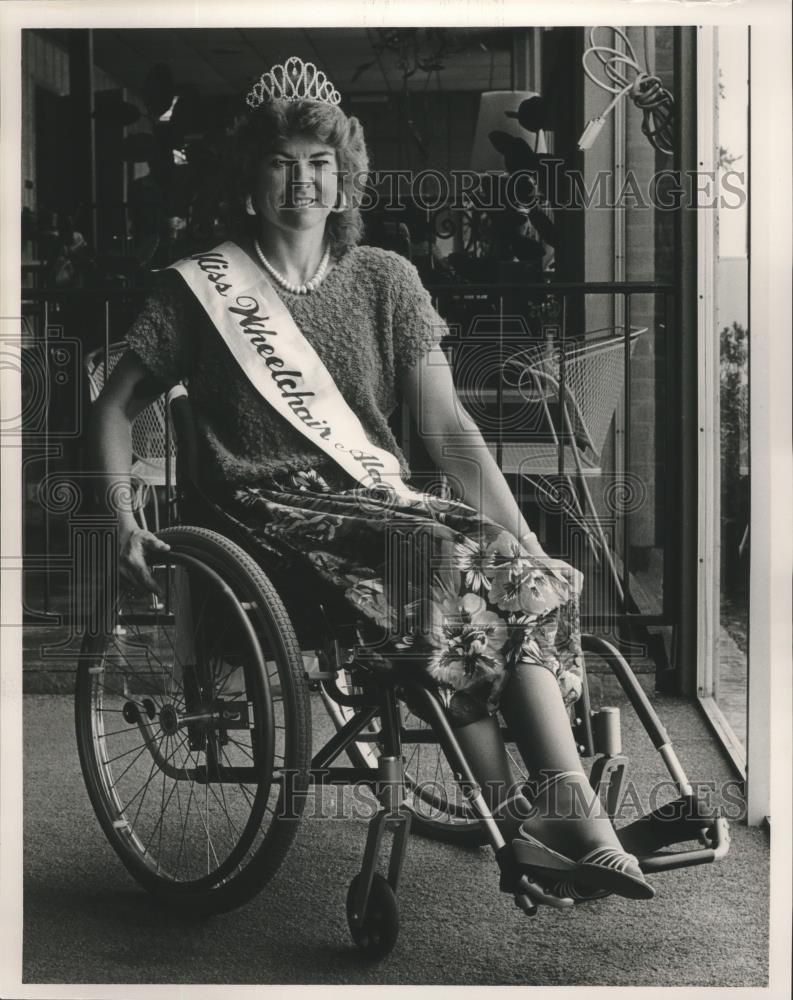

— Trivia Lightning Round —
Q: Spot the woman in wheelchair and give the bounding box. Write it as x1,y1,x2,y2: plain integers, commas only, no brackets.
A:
89,57,656,912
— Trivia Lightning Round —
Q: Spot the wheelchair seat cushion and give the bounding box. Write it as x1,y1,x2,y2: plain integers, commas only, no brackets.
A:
203,466,585,728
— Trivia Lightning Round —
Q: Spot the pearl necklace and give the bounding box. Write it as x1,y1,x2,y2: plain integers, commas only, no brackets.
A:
254,238,331,295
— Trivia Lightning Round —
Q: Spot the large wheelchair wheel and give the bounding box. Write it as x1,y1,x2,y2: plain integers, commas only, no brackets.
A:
75,526,312,915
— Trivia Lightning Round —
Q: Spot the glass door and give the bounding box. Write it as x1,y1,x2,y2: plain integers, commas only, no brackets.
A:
697,26,749,772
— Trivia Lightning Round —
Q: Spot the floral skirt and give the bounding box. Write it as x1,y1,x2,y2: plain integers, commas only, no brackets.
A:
205,467,585,728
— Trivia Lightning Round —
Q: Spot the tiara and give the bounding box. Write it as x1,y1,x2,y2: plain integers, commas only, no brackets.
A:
245,56,342,109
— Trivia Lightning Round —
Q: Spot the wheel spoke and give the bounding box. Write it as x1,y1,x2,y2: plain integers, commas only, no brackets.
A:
207,744,244,845
106,733,161,790
172,738,187,879
139,734,181,866
105,633,181,705
221,742,257,810
188,588,211,661
224,734,255,762
98,721,154,740
212,658,248,700
126,733,168,829
173,732,198,880
102,728,161,766
170,731,221,876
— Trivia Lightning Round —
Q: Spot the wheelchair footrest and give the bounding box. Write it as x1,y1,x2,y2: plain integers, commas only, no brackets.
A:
636,817,730,872
617,793,721,854
617,793,731,871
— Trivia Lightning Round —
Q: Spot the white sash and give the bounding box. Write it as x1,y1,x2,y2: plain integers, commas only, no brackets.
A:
167,241,418,498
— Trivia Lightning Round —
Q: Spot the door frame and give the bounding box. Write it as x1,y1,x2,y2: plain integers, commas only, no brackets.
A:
696,23,790,827
744,23,789,828
694,26,748,776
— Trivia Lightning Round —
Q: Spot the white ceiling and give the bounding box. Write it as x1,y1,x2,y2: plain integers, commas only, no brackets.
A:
87,27,515,99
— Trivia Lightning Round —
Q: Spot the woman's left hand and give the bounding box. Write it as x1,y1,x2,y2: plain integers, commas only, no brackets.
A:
537,556,584,596
520,537,584,596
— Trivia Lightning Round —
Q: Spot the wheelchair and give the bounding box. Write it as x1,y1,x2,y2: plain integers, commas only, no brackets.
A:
75,382,731,958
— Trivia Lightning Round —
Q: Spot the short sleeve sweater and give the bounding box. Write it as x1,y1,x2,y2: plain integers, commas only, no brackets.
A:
125,243,447,486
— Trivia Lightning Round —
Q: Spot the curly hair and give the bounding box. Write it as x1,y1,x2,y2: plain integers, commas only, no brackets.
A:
220,98,369,258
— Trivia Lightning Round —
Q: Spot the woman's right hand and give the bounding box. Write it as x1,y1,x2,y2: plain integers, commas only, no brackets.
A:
119,524,171,597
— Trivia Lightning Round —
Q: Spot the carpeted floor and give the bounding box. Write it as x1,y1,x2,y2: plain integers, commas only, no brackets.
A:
21,687,769,987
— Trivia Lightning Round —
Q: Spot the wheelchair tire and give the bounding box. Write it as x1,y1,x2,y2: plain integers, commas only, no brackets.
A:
75,525,312,915
346,873,399,958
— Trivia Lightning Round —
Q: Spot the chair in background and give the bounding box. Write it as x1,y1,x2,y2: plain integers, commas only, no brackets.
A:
84,339,177,534
492,326,647,609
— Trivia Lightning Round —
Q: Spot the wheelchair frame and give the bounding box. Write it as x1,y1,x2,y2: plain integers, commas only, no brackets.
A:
75,379,730,959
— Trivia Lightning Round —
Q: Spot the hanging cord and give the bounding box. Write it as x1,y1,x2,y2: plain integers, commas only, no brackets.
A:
578,26,674,155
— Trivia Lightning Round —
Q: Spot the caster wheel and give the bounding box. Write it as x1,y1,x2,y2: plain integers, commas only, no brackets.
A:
346,873,399,958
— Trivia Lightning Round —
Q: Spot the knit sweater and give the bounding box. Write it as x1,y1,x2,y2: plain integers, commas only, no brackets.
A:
125,243,447,486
